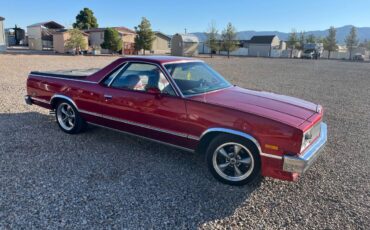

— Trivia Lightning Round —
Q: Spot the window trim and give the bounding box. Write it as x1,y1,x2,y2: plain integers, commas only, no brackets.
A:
104,61,180,97
99,62,129,86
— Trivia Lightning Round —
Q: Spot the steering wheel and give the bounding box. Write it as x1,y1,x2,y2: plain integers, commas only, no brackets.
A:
198,79,209,88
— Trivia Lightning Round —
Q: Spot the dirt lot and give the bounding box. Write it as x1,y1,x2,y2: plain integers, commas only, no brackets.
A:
0,54,369,229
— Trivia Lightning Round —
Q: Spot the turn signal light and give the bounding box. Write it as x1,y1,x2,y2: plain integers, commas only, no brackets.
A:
265,144,279,150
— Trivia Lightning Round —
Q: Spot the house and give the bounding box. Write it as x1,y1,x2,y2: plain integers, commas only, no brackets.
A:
5,26,26,46
84,27,136,54
248,35,281,57
27,21,64,50
52,29,89,54
150,31,171,54
171,33,199,56
0,17,5,52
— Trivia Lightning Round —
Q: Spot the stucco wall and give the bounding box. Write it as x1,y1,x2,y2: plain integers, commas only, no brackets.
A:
171,35,183,56
53,32,88,53
88,31,104,47
122,33,135,43
152,35,170,53
27,26,43,50
0,20,5,51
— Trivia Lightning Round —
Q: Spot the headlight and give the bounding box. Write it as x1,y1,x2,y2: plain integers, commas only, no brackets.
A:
301,122,321,152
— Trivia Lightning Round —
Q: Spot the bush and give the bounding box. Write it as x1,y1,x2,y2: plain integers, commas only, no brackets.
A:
65,29,87,55
101,28,122,53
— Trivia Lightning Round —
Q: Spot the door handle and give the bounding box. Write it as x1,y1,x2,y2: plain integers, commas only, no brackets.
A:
104,94,113,100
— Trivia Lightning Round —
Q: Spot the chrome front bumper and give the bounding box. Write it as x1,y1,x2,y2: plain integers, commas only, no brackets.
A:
283,123,327,173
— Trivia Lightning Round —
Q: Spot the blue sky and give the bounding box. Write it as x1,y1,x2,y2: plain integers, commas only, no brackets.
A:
1,0,370,33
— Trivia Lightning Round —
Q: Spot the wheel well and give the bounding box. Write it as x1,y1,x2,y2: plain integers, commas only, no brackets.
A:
196,131,260,155
50,96,77,110
50,98,62,109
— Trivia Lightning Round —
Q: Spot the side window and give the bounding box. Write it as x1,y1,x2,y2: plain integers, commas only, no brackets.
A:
109,63,176,96
102,64,126,86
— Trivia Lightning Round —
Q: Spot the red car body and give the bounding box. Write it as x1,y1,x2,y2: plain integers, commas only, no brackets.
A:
26,56,327,182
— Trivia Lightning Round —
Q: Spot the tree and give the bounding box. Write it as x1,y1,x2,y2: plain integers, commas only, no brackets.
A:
205,21,220,58
306,34,316,43
345,26,359,60
287,29,299,58
316,36,325,44
73,8,98,30
221,23,237,58
101,28,122,53
65,29,87,55
134,17,155,55
324,26,337,58
298,31,305,50
358,39,370,50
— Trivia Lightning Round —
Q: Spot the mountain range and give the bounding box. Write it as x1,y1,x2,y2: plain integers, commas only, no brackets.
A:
191,25,370,44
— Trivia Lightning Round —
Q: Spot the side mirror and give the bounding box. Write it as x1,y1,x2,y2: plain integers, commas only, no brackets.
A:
146,87,162,98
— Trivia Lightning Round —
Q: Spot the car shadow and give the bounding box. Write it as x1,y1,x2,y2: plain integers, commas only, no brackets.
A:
0,112,261,228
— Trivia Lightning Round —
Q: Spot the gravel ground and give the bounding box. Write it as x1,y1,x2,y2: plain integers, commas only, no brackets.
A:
0,54,369,229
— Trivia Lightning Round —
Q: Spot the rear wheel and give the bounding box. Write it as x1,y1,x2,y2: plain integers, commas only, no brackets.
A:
55,101,86,134
206,134,261,186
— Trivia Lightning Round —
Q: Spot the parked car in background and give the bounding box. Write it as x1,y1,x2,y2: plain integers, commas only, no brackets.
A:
353,53,365,61
301,43,324,59
25,56,327,186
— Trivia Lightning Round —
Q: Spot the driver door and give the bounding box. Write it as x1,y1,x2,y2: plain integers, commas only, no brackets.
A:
99,62,191,148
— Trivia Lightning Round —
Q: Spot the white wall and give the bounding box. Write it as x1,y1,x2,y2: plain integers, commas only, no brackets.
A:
219,48,248,56
248,44,271,57
0,20,6,52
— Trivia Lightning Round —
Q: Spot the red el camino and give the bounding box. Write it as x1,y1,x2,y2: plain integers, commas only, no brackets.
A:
25,56,327,185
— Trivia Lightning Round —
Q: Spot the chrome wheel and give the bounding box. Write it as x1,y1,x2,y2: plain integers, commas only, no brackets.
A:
56,102,76,131
212,142,255,182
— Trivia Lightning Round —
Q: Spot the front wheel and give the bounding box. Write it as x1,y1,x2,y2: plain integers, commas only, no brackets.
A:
206,134,261,186
55,101,86,134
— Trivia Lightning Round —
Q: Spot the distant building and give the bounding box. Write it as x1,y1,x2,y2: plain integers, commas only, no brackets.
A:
248,35,281,57
27,21,64,50
84,27,136,55
52,29,89,54
0,17,5,52
171,33,199,56
150,31,171,54
5,26,26,46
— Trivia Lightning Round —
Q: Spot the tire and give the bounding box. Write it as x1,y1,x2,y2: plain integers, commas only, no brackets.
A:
55,100,86,134
206,134,261,186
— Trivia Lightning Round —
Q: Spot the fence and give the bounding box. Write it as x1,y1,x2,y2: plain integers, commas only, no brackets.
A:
198,42,369,60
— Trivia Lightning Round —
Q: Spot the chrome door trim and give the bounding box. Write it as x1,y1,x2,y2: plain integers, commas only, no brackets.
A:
79,109,189,139
87,122,194,153
188,135,200,141
30,97,50,104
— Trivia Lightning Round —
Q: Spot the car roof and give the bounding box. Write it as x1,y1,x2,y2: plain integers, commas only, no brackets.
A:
118,55,203,65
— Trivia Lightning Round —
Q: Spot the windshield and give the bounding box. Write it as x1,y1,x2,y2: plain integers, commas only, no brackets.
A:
304,49,315,54
164,62,231,96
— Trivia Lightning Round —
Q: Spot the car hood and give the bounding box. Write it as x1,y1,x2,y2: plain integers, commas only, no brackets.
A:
188,86,319,127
